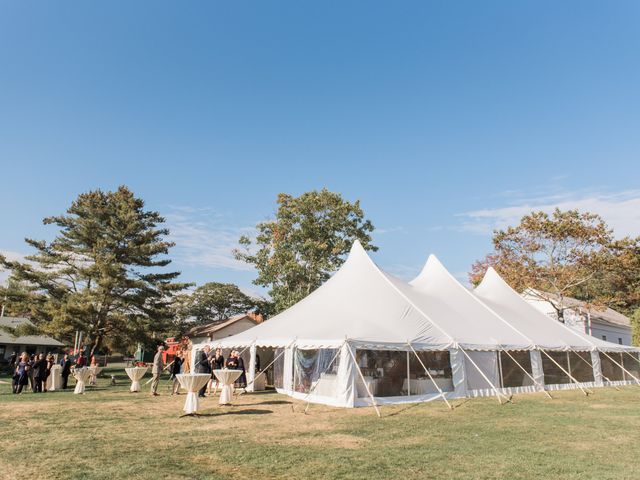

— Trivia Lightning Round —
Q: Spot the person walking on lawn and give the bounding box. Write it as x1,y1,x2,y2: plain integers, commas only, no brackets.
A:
150,345,164,396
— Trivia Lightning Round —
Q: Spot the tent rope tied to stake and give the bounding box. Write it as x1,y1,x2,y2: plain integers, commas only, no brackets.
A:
568,348,621,391
599,350,640,386
459,346,510,404
539,349,591,396
500,348,552,399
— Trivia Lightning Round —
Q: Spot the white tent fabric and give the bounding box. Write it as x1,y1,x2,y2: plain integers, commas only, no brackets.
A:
215,241,450,350
473,267,634,353
194,241,640,408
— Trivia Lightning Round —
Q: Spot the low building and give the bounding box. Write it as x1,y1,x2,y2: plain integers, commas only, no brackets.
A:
0,316,65,360
522,291,632,346
186,312,264,344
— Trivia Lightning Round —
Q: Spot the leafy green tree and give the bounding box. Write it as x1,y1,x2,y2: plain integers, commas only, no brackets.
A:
0,186,189,356
175,282,259,325
582,236,640,316
234,189,377,313
469,209,613,322
631,308,640,347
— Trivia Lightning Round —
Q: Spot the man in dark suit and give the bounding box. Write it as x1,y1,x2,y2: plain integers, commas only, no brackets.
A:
31,353,47,393
195,345,212,397
60,354,72,389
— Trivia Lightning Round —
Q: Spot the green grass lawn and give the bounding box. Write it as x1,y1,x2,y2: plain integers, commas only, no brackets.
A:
1,364,639,480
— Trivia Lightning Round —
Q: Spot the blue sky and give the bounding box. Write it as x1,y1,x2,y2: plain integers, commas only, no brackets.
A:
1,1,639,296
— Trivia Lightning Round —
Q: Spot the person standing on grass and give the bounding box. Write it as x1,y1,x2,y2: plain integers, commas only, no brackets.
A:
235,351,247,389
12,352,30,394
43,354,55,392
208,348,225,395
60,354,72,389
195,345,211,398
150,345,164,396
170,351,183,395
9,351,17,369
31,353,47,393
74,351,87,369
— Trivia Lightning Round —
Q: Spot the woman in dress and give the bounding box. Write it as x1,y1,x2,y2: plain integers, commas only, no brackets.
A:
208,348,225,395
12,352,30,394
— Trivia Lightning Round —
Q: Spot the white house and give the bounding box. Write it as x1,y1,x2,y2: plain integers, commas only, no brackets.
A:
186,312,264,344
522,291,632,346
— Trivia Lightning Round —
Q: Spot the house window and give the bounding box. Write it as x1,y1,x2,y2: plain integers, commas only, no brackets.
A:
618,338,623,345
602,335,607,341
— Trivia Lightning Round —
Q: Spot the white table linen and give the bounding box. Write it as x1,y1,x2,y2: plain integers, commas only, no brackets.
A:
176,374,211,414
355,376,378,398
212,369,242,405
88,366,102,385
402,377,454,395
73,367,92,394
46,365,62,391
125,367,148,392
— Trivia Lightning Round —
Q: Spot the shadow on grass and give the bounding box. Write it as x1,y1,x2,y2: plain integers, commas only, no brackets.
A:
233,400,292,406
181,408,273,418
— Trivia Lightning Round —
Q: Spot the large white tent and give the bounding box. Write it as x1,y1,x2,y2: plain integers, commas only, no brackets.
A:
197,241,640,409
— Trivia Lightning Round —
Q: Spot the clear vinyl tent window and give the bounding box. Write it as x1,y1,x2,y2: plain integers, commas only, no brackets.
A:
292,348,340,395
568,352,594,383
408,351,454,394
273,348,285,389
541,351,571,385
498,351,534,388
599,352,624,382
622,352,640,380
355,350,407,398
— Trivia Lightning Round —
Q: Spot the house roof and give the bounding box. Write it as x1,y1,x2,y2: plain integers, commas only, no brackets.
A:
0,316,65,347
186,313,261,338
523,290,631,328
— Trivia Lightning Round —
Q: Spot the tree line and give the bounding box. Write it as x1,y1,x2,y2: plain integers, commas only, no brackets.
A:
1,186,639,355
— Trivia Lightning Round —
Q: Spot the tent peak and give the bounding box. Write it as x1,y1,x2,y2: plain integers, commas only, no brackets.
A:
409,253,445,287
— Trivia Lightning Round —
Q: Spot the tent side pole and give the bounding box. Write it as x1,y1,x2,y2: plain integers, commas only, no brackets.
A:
600,350,640,385
501,349,552,399
540,349,591,396
346,345,381,418
459,347,508,404
407,343,453,410
302,344,344,414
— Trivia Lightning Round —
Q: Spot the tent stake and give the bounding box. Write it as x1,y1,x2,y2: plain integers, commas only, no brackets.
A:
407,343,453,410
540,350,591,396
599,350,640,386
500,349,552,399
346,345,381,418
459,347,509,404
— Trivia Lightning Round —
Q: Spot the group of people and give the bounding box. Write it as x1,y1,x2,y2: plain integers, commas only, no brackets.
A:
10,350,93,394
193,346,247,398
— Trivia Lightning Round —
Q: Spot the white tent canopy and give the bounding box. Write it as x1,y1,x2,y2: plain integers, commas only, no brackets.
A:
195,241,640,408
473,267,633,352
